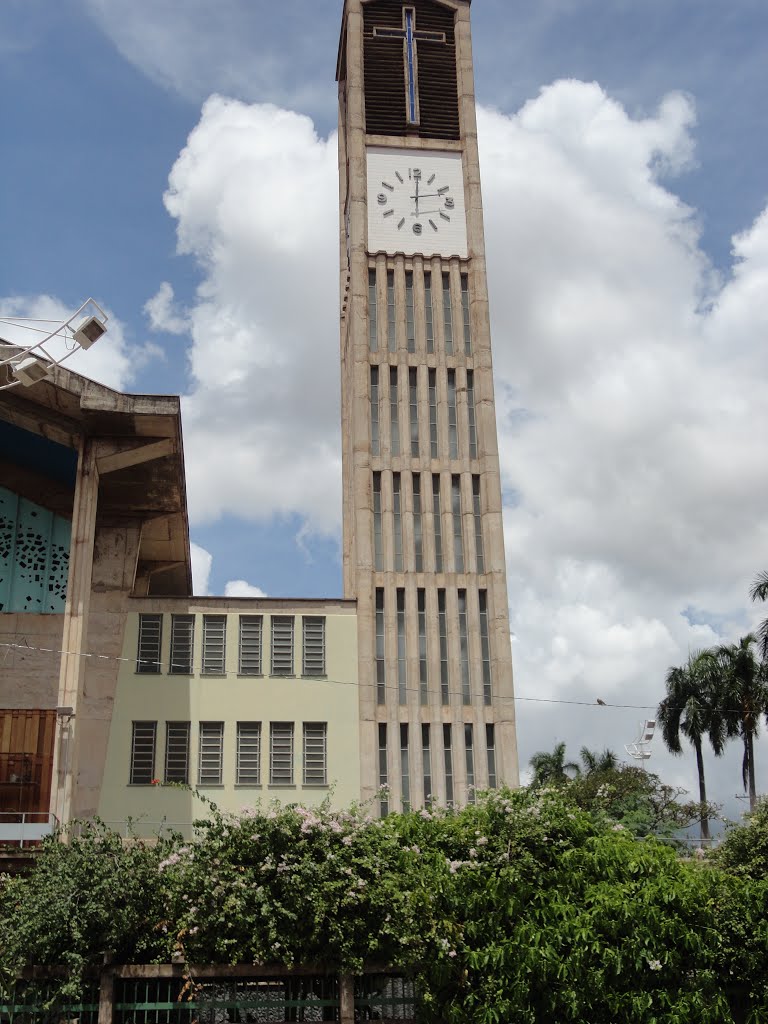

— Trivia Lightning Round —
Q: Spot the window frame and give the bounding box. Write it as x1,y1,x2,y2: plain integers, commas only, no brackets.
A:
129,721,157,784
136,614,162,675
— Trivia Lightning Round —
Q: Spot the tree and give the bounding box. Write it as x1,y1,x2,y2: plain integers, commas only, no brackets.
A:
579,745,619,775
749,569,768,661
528,741,580,787
657,650,727,843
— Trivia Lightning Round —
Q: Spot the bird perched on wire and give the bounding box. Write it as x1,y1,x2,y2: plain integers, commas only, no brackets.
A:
596,698,606,705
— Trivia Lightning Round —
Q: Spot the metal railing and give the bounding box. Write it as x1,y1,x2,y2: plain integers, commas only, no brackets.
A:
0,811,58,847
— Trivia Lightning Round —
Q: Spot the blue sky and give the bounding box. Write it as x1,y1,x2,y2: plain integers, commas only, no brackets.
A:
3,0,768,815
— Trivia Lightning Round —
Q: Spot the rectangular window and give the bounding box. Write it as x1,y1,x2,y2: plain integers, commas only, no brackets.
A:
472,476,485,574
389,367,400,456
442,273,453,354
202,615,226,674
129,721,156,784
236,722,261,785
466,370,478,460
432,474,443,572
165,721,190,784
422,723,432,804
447,369,458,459
461,273,471,355
424,272,434,353
400,723,411,812
438,589,449,705
375,589,386,705
393,473,403,571
169,615,194,675
198,721,224,785
270,722,294,785
302,616,326,676
397,588,407,705
303,722,328,785
409,367,419,456
271,616,294,675
405,270,415,352
387,269,396,352
452,475,464,573
413,473,423,572
418,588,428,705
373,472,383,572
238,615,262,675
479,591,492,706
486,724,498,789
443,724,454,805
136,614,162,674
428,369,438,458
378,722,388,816
458,589,471,705
369,269,378,352
465,723,476,802
370,365,380,456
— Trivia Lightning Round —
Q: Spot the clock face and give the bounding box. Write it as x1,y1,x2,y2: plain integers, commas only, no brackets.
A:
366,147,468,258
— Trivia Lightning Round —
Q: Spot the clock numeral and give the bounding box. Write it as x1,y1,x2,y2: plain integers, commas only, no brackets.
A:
440,211,451,221
397,218,405,230
383,209,394,218
437,186,449,195
412,168,421,180
413,222,423,235
427,174,436,184
429,219,438,231
395,171,404,183
445,197,455,209
381,181,394,191
377,193,387,205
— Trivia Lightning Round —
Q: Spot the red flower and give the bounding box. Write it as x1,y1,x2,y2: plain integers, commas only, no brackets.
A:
151,778,161,786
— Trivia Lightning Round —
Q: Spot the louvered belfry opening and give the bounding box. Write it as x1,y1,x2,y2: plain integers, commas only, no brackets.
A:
363,0,460,140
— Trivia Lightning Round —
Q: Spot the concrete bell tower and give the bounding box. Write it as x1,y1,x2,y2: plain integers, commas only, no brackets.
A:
336,0,519,811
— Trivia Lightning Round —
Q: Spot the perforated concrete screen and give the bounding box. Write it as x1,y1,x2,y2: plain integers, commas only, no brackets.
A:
0,487,70,613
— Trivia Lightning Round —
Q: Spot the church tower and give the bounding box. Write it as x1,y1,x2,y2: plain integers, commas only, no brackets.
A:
337,0,519,810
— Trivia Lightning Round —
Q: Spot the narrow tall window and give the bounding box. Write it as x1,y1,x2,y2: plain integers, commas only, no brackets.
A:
236,722,261,785
165,722,190,783
375,589,386,705
465,724,476,801
486,724,498,789
370,365,380,456
369,269,378,352
472,476,485,574
428,368,438,458
400,723,411,812
479,590,492,706
397,588,407,705
271,616,294,675
438,589,449,705
418,588,428,705
389,367,400,456
458,589,471,705
405,270,415,352
270,722,294,785
447,369,458,459
466,369,478,460
378,723,389,816
461,273,471,355
169,615,194,675
452,475,464,573
302,616,326,676
413,473,423,572
387,269,396,352
443,724,454,805
238,615,262,675
442,272,453,354
137,614,162,674
198,722,224,785
303,722,327,785
409,367,419,456
432,474,443,572
422,723,432,804
393,473,403,571
130,722,156,784
424,271,434,353
373,473,383,572
202,615,226,674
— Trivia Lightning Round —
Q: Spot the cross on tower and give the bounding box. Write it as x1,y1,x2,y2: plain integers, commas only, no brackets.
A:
373,6,447,126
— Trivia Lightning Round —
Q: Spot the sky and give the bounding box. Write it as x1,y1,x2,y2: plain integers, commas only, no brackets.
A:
2,0,768,826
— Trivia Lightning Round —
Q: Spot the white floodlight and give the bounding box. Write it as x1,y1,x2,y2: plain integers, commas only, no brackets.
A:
73,314,107,349
11,355,53,387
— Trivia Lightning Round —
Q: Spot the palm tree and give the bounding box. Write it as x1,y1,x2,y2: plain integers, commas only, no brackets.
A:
529,741,580,787
657,650,727,843
579,746,619,775
712,634,768,811
749,570,768,661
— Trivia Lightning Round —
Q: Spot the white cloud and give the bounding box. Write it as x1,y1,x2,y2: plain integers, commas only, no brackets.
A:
144,282,190,336
224,579,267,598
190,541,213,595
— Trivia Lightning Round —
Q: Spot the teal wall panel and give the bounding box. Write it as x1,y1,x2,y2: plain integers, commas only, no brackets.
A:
0,486,71,613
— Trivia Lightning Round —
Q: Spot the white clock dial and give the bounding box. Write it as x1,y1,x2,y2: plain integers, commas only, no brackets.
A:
367,147,467,257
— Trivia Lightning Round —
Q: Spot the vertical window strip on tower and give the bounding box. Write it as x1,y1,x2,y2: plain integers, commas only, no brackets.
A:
136,614,162,674
442,273,453,354
169,615,194,674
373,472,383,572
405,271,415,352
375,589,386,705
438,589,449,705
409,367,419,456
387,270,396,352
443,724,454,805
271,616,294,676
397,588,407,705
465,723,476,802
428,369,438,458
389,367,400,456
198,721,224,785
432,474,443,572
424,272,434,353
303,722,328,785
479,590,492,705
130,721,156,784
302,616,326,676
368,269,378,352
422,723,432,804
270,722,294,785
370,366,380,456
418,588,428,705
413,473,423,572
165,721,190,784
452,475,464,573
486,724,498,789
461,273,471,355
393,473,403,571
466,370,478,460
236,722,261,785
202,615,226,674
447,369,458,459
472,476,485,574
238,615,262,675
400,723,411,812
378,723,388,816
458,589,471,705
